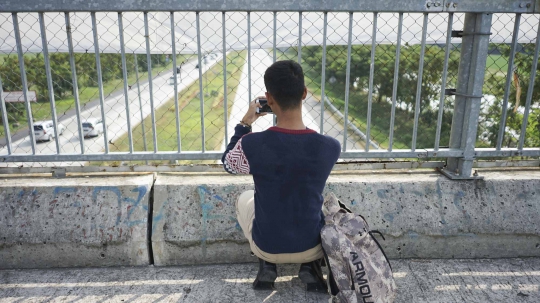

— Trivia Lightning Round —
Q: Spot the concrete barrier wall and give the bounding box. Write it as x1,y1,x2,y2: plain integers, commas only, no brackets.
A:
326,171,540,260
0,174,154,269
1,170,539,268
152,170,540,265
152,175,254,266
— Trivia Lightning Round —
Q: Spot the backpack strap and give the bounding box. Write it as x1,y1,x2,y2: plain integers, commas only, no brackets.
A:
323,192,342,216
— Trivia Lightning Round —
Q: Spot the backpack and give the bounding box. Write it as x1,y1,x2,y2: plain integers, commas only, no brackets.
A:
320,193,397,303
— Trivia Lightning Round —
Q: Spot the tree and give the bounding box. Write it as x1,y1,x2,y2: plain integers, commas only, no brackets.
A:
0,55,29,123
301,43,460,149
482,43,540,148
304,45,370,89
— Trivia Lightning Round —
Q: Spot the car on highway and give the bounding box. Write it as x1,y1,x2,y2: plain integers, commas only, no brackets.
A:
82,118,105,138
169,75,180,85
32,120,65,142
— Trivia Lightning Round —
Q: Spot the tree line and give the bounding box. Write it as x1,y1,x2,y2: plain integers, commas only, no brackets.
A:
301,43,539,149
0,53,169,123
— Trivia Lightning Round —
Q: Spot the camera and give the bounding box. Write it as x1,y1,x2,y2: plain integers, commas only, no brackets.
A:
256,98,273,114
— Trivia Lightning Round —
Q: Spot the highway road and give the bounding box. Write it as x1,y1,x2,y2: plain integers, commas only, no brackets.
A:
0,54,224,167
1,49,364,167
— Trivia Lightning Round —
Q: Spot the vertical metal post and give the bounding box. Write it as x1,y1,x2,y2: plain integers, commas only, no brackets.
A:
171,12,182,152
518,20,540,151
342,12,353,152
388,13,403,151
319,12,328,135
411,13,428,151
434,13,453,151
118,12,134,153
247,12,251,102
445,13,492,179
273,12,277,63
0,77,12,154
39,12,60,154
144,12,158,153
496,13,521,150
196,12,206,152
133,54,147,154
273,12,277,126
91,12,109,154
65,12,85,154
12,13,36,154
222,12,229,146
298,12,302,64
365,12,378,151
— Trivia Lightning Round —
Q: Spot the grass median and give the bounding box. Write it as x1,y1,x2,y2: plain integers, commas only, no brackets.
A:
98,51,246,165
304,78,411,150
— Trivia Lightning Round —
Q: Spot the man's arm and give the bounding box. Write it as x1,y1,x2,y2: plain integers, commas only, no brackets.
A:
222,125,251,174
221,98,267,174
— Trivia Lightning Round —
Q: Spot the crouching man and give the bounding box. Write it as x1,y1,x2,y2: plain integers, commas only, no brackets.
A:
222,60,340,291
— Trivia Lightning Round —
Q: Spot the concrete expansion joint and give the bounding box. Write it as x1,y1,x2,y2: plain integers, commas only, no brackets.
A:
147,174,158,265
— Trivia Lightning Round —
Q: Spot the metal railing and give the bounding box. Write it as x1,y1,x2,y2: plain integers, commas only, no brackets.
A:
0,0,539,179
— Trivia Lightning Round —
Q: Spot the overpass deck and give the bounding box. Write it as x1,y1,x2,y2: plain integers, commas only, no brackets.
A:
1,258,539,302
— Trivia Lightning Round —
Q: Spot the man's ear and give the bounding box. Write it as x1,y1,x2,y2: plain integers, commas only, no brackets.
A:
266,92,280,112
302,86,307,100
266,92,275,106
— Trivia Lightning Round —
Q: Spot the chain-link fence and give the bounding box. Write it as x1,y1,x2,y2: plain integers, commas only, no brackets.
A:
0,2,539,178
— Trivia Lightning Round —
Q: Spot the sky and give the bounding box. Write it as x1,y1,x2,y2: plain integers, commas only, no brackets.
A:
0,12,538,54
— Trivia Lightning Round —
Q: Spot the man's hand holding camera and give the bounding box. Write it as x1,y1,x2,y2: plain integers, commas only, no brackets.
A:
240,96,268,127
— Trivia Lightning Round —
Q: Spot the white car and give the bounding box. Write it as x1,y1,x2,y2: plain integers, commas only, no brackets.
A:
32,120,65,142
82,118,105,138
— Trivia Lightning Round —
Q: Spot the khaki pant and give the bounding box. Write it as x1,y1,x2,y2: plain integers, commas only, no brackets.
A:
236,190,323,264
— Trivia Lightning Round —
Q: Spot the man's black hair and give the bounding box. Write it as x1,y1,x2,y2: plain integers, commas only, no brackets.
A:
264,60,305,111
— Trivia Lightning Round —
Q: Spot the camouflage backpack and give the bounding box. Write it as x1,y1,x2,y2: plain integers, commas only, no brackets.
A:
321,193,396,303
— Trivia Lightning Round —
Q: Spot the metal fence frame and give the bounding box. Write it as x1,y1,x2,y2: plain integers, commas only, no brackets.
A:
0,0,539,179
3,0,540,13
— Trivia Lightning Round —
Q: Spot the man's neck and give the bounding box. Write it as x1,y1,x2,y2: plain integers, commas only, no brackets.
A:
275,107,306,130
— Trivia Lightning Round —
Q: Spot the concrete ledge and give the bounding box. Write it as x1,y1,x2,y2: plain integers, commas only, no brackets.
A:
0,174,154,269
152,170,540,265
2,169,539,268
152,175,253,266
328,170,540,259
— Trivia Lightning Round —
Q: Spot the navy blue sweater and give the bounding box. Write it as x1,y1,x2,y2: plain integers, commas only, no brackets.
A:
222,124,340,254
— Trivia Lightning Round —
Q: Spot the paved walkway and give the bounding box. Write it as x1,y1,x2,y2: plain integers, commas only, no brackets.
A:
1,258,539,302
224,50,320,144
222,49,363,151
